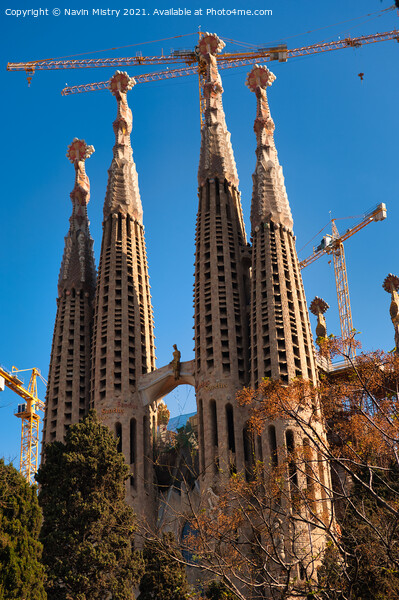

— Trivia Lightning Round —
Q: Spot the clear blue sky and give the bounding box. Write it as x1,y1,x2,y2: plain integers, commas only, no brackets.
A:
1,1,398,467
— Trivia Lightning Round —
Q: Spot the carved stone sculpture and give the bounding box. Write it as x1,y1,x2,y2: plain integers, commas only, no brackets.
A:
383,274,399,353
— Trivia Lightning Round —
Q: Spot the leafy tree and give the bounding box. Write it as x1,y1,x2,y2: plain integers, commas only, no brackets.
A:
36,410,142,600
0,459,46,600
320,464,399,599
138,533,191,600
147,347,399,600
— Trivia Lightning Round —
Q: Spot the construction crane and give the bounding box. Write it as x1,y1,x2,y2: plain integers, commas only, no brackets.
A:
299,203,387,358
7,29,399,125
0,366,46,484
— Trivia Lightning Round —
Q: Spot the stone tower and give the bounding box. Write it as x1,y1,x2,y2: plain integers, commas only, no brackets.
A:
247,64,332,573
194,33,251,482
90,71,156,517
42,139,96,444
246,64,318,390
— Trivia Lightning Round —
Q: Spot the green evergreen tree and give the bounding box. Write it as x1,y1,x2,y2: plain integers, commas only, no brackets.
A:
36,410,142,600
0,459,46,600
205,580,238,600
138,533,191,600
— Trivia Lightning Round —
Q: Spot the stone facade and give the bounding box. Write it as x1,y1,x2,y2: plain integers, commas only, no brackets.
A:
247,64,333,573
43,40,333,583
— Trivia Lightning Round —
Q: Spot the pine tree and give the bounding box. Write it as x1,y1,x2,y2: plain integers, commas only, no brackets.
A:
36,410,142,600
205,581,238,600
138,533,191,600
0,459,46,600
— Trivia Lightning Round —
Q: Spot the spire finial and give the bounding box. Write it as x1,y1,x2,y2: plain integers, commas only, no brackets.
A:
197,32,225,58
66,138,95,165
103,71,143,222
197,33,225,108
59,139,96,293
66,138,94,216
310,296,330,341
109,71,136,146
109,70,136,97
247,65,293,232
246,64,276,92
383,274,399,353
197,33,239,188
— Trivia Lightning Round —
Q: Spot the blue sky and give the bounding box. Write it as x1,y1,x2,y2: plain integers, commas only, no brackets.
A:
1,1,398,467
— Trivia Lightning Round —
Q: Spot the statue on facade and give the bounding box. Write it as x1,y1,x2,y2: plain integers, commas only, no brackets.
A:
172,344,181,380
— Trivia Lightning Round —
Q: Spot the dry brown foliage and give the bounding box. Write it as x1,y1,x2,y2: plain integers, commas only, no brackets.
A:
146,345,399,599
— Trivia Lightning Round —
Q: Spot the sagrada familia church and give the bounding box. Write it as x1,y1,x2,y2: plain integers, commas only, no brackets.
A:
42,32,338,590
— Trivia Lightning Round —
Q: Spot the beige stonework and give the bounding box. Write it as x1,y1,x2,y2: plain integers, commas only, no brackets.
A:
90,72,156,525
42,50,335,594
247,64,333,577
194,34,251,483
42,139,96,445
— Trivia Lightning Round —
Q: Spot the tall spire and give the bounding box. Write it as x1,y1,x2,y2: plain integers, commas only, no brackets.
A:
91,71,156,520
103,71,143,222
194,34,250,482
58,138,96,295
247,65,317,386
43,139,96,445
246,65,293,232
197,33,239,188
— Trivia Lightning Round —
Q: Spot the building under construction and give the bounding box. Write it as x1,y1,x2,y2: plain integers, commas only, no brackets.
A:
40,32,390,593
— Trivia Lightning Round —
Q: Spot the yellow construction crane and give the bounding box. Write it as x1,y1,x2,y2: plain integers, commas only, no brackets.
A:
299,203,387,358
0,366,46,484
7,28,399,126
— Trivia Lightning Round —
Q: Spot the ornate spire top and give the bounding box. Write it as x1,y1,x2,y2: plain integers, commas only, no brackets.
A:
383,274,399,354
197,33,239,188
58,139,96,294
109,70,136,96
310,296,330,341
247,65,293,232
383,273,399,295
66,138,94,229
67,137,95,164
103,70,143,222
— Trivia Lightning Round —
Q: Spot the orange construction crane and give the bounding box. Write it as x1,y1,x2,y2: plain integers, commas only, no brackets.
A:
0,366,46,484
7,29,399,125
299,203,387,358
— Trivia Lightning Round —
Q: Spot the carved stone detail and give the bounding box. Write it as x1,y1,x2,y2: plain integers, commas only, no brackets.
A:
103,71,143,222
310,296,330,340
383,274,399,352
197,33,239,188
247,65,293,232
58,138,96,294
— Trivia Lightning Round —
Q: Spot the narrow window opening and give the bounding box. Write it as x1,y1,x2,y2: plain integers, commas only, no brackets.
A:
130,418,136,464
115,422,122,454
268,425,278,468
210,400,218,447
226,403,235,454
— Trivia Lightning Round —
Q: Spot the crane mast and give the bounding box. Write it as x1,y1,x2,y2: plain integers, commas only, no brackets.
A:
331,221,355,358
300,203,387,357
0,366,46,484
